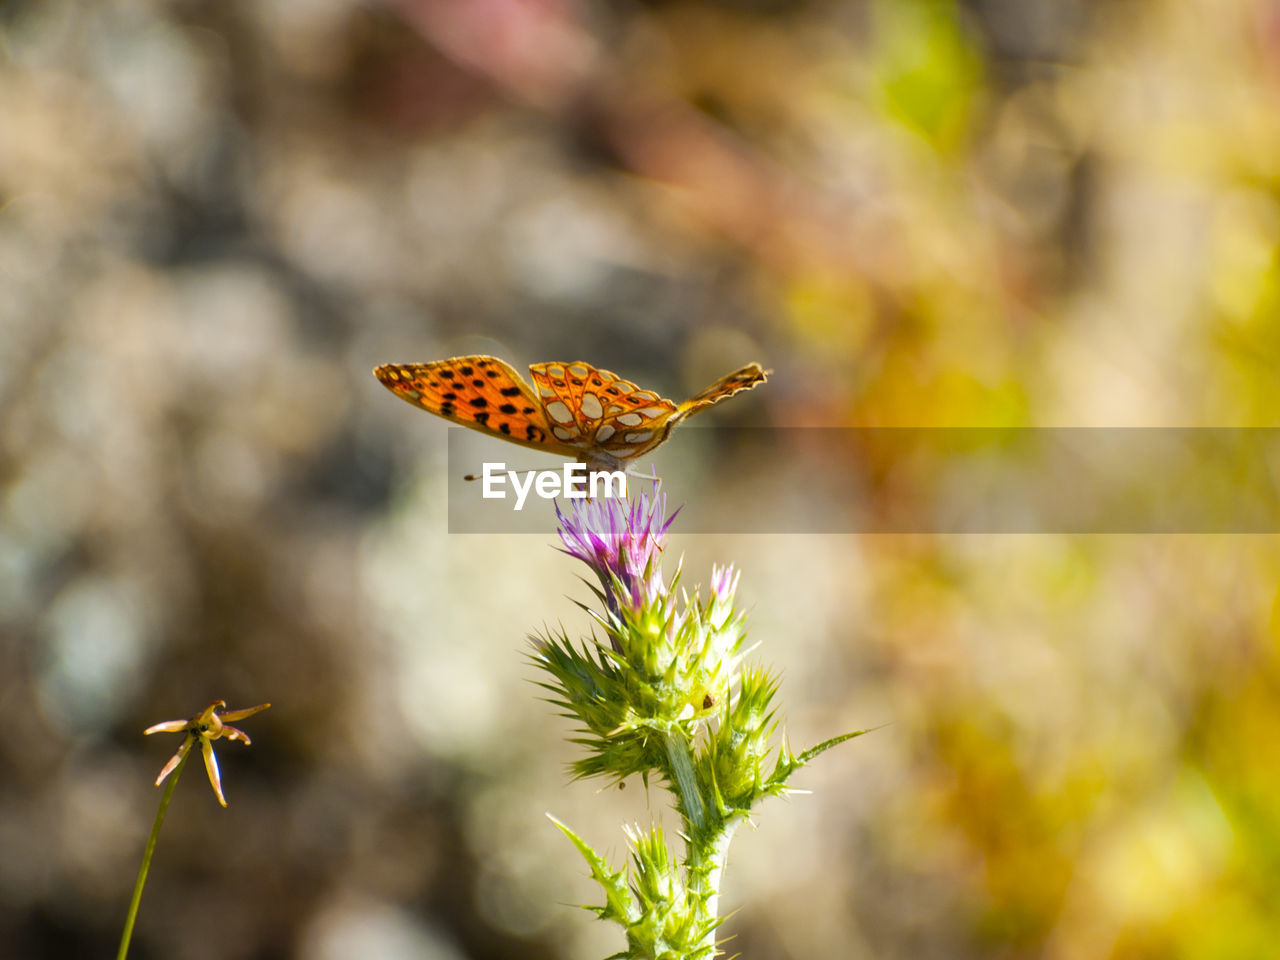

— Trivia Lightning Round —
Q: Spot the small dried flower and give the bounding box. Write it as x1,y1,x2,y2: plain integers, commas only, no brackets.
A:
145,700,270,807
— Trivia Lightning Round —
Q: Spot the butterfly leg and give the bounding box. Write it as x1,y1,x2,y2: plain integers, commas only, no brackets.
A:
625,464,661,486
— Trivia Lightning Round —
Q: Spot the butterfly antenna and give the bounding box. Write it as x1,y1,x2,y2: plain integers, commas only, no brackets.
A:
463,465,544,482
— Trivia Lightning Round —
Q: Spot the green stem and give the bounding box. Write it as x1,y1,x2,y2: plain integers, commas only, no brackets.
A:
685,816,740,956
662,729,705,831
117,743,189,960
662,727,742,955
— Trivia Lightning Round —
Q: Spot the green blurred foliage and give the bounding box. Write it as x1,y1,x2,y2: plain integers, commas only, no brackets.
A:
870,0,983,153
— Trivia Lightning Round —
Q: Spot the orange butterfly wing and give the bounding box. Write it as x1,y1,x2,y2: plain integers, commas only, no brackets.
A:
677,362,769,416
375,356,770,468
528,361,681,464
527,360,771,467
373,356,580,457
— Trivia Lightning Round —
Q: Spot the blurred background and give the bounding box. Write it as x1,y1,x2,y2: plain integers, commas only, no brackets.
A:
4,0,1280,957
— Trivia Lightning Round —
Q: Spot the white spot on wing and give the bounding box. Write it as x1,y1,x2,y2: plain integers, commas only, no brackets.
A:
581,393,603,419
638,406,669,417
552,426,575,440
616,412,643,427
595,424,615,442
546,401,574,423
569,363,589,377
624,430,653,443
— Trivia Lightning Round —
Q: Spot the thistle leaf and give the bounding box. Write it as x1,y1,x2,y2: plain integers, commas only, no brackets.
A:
548,814,637,926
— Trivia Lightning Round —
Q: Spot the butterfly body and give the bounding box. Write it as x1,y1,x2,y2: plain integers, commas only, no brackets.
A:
373,356,767,471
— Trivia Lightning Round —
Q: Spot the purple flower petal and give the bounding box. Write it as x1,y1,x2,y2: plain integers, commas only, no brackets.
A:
556,490,676,612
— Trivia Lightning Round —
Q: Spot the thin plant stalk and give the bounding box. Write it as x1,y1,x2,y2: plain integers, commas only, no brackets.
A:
117,745,189,960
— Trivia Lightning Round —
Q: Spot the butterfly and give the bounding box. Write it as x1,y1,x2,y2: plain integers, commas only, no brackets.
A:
373,356,768,472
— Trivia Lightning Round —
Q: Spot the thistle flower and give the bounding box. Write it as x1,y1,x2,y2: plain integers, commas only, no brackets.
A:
535,491,866,959
145,700,270,807
556,489,675,614
537,491,751,787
